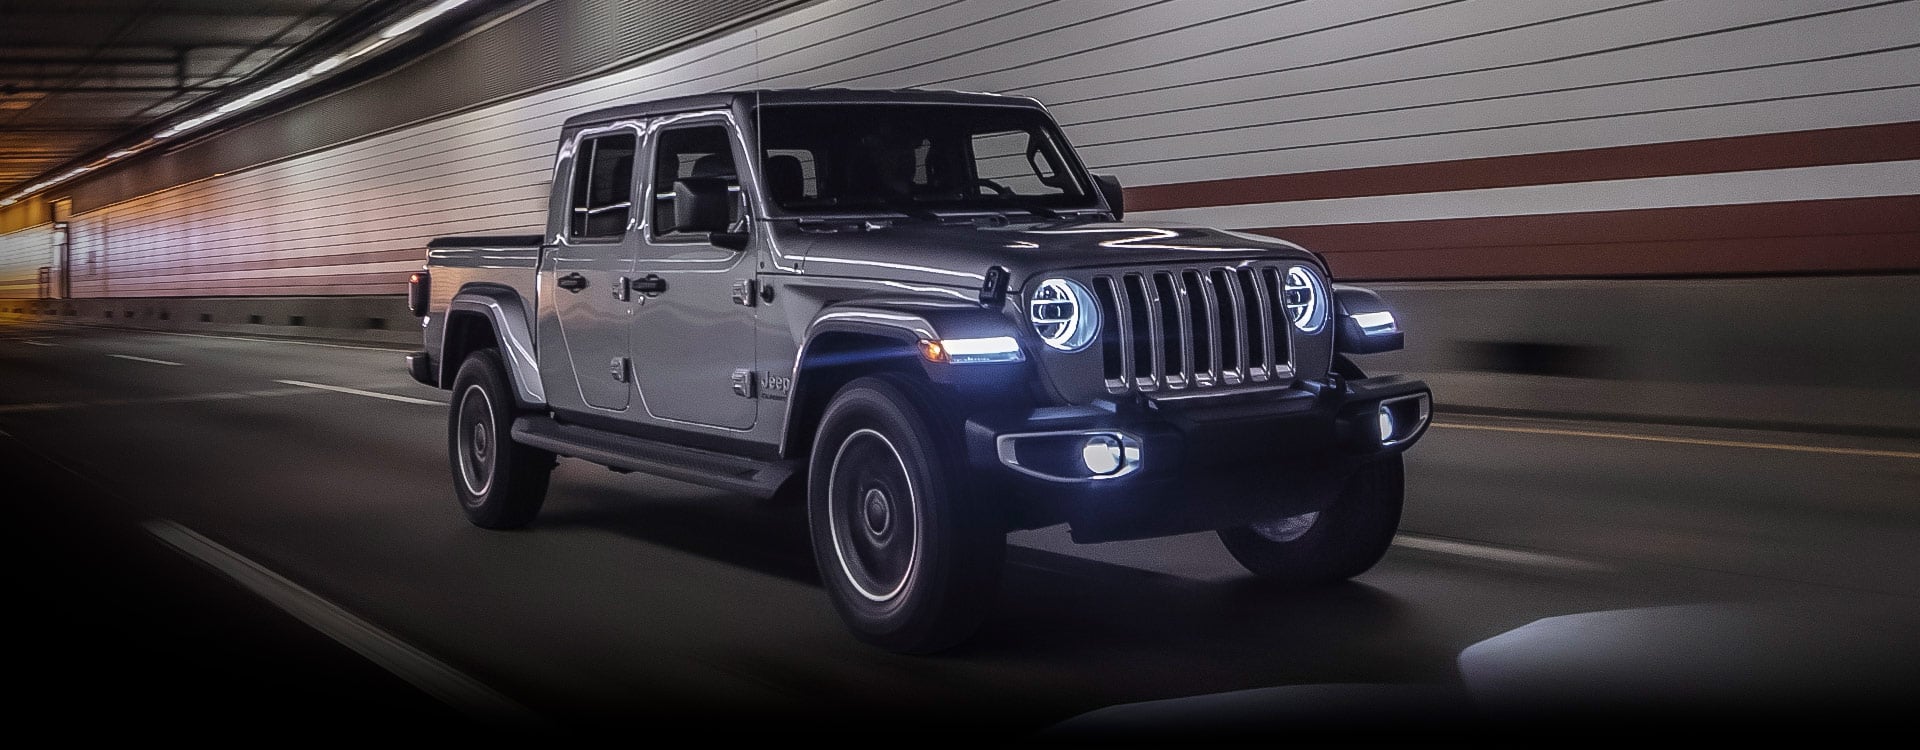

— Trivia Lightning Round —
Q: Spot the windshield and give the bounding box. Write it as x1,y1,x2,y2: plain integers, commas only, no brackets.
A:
756,103,1098,215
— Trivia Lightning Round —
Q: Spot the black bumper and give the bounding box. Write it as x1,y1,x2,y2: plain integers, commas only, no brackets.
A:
965,375,1430,543
405,351,436,387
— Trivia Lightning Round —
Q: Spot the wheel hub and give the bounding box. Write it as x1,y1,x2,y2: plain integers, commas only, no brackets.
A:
827,428,920,603
455,384,496,499
863,488,891,536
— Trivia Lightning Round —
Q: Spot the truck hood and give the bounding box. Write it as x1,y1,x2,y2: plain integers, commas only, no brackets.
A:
781,218,1322,291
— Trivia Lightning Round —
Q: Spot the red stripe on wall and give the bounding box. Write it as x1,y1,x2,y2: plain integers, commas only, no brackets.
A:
1249,195,1920,280
1128,121,1920,212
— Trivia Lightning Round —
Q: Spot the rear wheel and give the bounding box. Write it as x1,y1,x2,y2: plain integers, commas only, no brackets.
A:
1218,455,1404,585
807,374,1004,654
449,348,553,529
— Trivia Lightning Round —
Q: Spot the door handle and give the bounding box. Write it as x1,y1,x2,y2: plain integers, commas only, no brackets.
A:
630,274,667,295
557,272,588,293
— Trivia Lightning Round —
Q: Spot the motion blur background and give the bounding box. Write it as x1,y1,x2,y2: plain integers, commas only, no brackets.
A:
3,0,1915,432
1,0,1917,735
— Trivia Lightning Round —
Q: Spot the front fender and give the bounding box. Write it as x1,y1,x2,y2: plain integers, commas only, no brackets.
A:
1332,285,1405,355
779,299,1029,457
805,299,1019,345
445,286,546,409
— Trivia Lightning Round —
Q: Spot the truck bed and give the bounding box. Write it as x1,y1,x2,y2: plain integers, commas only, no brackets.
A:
421,234,545,375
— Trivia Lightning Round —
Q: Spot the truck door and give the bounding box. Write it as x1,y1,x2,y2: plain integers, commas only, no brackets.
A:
543,125,640,412
627,115,758,430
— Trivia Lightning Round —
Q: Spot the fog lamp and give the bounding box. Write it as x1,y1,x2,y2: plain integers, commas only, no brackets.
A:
1377,405,1397,444
1081,434,1125,475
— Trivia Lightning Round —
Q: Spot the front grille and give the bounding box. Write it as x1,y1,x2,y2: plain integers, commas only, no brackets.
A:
1090,265,1296,394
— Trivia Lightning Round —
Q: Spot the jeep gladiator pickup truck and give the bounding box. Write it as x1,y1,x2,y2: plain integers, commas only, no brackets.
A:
406,89,1429,653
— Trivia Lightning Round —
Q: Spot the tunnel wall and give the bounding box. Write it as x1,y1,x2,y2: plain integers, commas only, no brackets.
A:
19,0,1917,296
4,0,1917,431
0,223,52,300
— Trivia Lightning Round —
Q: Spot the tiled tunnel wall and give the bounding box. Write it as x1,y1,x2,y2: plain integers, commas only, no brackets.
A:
2,0,1916,431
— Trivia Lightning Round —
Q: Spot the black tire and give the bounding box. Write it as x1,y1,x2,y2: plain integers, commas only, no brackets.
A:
1217,455,1404,585
448,348,553,529
806,373,1004,654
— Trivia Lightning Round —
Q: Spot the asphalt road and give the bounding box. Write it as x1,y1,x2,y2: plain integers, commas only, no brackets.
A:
3,318,1916,738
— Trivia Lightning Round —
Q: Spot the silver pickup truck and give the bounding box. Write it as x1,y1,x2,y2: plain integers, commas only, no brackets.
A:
406,88,1430,653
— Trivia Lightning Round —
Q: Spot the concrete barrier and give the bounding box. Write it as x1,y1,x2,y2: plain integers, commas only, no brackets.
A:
0,295,418,346
1363,275,1920,436
6,275,1916,435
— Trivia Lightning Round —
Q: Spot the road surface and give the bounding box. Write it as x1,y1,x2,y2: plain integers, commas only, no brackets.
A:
2,318,1915,737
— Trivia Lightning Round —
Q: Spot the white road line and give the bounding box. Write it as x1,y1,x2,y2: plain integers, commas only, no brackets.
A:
107,354,182,366
1392,534,1610,573
130,328,413,352
142,520,537,724
20,340,56,347
275,379,443,406
1430,421,1920,460
0,387,317,414
18,320,413,352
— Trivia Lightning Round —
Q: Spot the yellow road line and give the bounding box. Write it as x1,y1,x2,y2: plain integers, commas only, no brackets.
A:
1430,421,1920,460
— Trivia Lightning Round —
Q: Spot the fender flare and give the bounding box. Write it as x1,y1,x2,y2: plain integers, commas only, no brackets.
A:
1331,284,1404,355
778,300,1022,457
443,286,547,409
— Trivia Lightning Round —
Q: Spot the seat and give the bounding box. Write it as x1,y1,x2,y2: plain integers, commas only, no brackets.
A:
765,154,804,205
690,152,734,181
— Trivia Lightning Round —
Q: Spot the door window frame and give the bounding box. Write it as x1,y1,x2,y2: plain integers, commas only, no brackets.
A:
562,121,645,245
642,111,755,247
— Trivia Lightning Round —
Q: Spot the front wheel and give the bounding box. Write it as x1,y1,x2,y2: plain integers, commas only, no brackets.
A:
1217,455,1404,585
807,374,1004,654
448,348,553,529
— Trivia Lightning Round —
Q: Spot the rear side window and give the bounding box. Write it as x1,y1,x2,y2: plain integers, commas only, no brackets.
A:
567,132,637,238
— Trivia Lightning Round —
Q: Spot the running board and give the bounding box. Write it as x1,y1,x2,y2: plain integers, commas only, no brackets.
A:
510,415,798,499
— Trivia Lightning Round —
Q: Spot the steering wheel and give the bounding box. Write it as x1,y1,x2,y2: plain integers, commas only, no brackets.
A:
974,178,1014,197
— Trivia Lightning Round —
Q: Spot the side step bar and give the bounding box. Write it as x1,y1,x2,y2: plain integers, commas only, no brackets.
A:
510,415,798,499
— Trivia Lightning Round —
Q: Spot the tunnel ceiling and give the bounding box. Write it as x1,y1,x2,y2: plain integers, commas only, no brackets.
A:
0,0,397,198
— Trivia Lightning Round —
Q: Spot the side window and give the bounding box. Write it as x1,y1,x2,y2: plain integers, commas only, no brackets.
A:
650,124,740,239
566,132,637,238
970,129,1072,197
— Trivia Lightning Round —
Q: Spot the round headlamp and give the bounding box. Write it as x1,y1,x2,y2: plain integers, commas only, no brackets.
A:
1283,265,1327,333
1028,277,1099,352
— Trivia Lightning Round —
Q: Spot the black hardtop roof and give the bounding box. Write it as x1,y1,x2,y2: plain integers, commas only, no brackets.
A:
560,88,1042,129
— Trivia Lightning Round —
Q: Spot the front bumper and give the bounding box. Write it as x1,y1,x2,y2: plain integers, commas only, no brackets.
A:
965,375,1430,542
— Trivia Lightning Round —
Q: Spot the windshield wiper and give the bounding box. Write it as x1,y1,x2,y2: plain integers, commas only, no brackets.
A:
879,200,942,222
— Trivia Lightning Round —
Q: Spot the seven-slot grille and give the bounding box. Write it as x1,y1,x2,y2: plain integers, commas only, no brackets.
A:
1089,265,1297,394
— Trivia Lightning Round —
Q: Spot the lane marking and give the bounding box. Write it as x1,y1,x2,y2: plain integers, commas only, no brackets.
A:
1392,534,1610,573
0,387,319,414
1430,421,1920,460
15,320,413,352
108,354,183,366
20,340,57,347
142,520,538,725
132,329,413,352
275,379,443,406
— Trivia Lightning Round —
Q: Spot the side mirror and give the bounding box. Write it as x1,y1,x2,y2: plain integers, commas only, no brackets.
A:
1333,285,1404,354
1093,173,1124,220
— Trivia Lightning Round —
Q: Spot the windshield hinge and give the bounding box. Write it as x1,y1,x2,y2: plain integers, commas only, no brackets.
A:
979,266,1009,307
